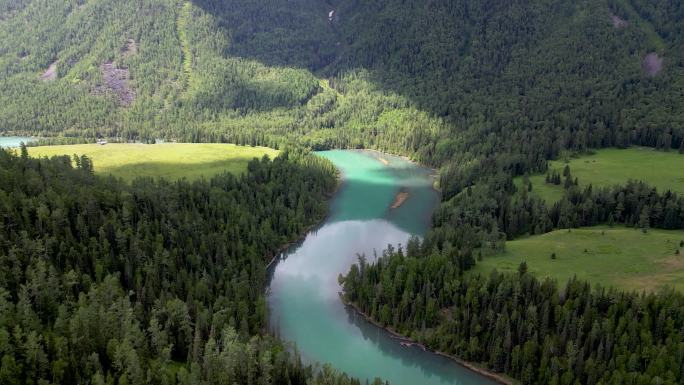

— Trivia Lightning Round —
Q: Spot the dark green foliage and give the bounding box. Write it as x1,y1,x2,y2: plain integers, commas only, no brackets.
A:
426,176,684,264
357,176,684,383
3,0,684,158
563,165,571,178
341,247,684,385
639,206,651,233
4,0,684,381
546,171,562,185
3,1,684,260
0,148,361,385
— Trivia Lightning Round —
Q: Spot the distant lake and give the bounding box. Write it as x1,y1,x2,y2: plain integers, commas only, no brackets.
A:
0,136,36,148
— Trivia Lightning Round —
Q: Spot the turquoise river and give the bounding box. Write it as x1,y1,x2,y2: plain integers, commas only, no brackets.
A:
268,150,498,385
0,136,35,147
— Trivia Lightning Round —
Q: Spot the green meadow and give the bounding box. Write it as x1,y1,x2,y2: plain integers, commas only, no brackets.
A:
474,226,684,292
516,147,684,203
28,143,278,182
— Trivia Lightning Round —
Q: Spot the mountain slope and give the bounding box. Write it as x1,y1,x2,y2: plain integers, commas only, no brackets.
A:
3,0,684,262
2,0,683,157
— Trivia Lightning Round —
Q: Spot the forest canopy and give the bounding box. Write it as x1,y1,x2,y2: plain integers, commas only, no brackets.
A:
0,147,377,385
3,0,684,384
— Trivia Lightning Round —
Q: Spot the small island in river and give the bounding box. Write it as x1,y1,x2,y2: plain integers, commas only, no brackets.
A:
391,190,409,209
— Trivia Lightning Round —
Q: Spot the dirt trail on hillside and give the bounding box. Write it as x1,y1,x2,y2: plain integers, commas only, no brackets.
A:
40,61,57,81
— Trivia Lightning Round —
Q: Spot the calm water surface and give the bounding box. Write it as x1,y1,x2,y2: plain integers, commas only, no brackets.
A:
0,136,36,147
268,150,498,385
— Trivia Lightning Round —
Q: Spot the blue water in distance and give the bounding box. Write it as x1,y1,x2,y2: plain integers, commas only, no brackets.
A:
0,136,36,148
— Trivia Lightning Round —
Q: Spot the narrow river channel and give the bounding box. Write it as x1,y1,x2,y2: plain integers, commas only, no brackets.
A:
268,150,498,385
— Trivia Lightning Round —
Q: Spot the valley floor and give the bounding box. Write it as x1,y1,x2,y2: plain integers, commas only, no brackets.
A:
515,147,684,203
474,226,684,292
28,143,278,182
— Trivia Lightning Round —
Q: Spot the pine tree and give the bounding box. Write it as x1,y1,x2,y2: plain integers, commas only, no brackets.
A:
19,142,28,160
639,206,650,233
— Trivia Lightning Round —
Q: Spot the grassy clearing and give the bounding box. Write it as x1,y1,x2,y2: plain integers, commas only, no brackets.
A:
29,143,278,182
474,226,684,292
516,147,684,203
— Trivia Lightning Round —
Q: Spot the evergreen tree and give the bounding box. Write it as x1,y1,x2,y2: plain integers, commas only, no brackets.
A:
639,206,651,233
0,147,356,385
341,246,684,385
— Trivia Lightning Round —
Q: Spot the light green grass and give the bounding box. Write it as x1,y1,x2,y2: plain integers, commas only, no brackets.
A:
516,147,684,203
474,226,684,292
29,143,278,182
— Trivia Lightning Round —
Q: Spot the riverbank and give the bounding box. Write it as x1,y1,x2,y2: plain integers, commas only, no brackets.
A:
269,150,487,384
266,218,324,270
365,148,420,167
266,168,342,269
364,148,442,193
341,297,518,385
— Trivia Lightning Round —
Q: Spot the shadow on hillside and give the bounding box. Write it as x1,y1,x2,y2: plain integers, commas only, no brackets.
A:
190,0,339,72
187,0,458,118
188,0,678,126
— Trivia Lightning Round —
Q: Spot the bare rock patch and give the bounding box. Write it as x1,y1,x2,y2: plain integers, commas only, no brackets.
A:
40,61,58,81
643,52,663,77
609,13,628,29
94,62,135,106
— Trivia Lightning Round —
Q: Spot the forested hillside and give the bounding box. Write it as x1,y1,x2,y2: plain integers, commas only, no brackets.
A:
0,147,375,385
4,0,683,156
3,0,684,250
4,0,684,383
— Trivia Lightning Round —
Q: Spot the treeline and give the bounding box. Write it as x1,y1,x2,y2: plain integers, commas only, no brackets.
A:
5,0,684,164
506,178,684,236
341,171,684,384
341,247,684,385
0,147,373,384
425,166,684,271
